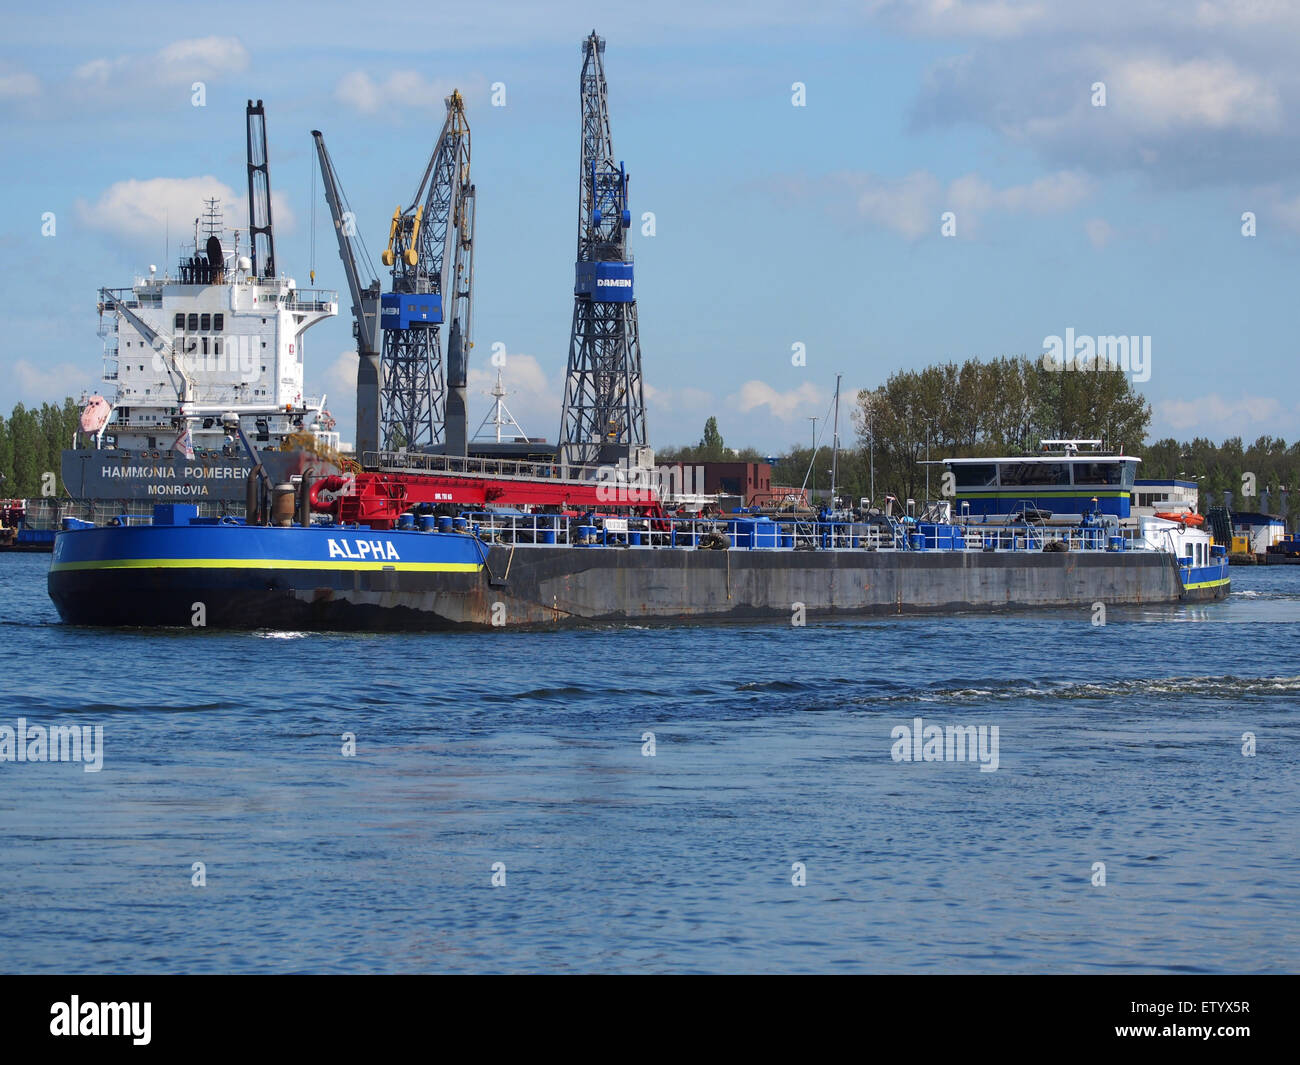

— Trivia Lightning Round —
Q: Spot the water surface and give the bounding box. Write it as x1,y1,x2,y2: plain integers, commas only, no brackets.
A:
1,554,1296,972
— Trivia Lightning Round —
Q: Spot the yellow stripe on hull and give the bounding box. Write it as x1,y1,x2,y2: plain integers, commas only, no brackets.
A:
1182,576,1230,591
50,558,483,573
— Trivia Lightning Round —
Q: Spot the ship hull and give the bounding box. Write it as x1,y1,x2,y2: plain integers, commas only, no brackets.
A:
48,522,1221,630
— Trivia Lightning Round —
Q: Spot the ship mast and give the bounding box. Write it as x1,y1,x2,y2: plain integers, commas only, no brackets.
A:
472,368,528,443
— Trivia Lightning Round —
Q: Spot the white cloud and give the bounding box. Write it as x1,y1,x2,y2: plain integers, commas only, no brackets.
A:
950,169,1092,214
829,168,1090,238
1108,55,1281,132
866,0,1049,38
1240,185,1300,234
466,353,561,440
334,70,469,116
644,382,714,411
904,5,1300,187
72,36,249,90
320,350,358,406
14,359,94,401
313,350,562,444
836,170,941,239
76,177,295,248
0,63,39,100
1155,393,1289,433
873,0,1300,41
1192,0,1300,31
1084,217,1114,248
728,380,826,421
1272,193,1300,234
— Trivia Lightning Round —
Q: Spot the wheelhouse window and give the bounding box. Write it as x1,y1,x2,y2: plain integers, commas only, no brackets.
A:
187,313,199,331
213,313,224,331
200,313,211,331
998,462,1069,486
174,313,185,329
1072,462,1123,486
952,463,997,488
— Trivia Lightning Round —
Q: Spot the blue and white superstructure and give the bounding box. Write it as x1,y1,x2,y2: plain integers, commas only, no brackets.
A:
61,102,341,508
943,440,1139,522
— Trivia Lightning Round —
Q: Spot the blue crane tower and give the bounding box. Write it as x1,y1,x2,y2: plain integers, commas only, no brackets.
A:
557,31,649,474
378,91,476,456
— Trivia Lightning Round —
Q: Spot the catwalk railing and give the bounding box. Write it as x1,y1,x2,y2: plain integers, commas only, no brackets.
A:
442,513,1149,553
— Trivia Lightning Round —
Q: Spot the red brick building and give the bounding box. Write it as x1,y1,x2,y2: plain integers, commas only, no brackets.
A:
666,461,772,504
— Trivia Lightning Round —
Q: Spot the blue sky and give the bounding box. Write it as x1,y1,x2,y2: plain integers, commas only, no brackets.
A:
3,0,1299,453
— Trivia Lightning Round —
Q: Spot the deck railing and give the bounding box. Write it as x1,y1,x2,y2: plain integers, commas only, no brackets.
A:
444,512,1147,553
365,451,610,485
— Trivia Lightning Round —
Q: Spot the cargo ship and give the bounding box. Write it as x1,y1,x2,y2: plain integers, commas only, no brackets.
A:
47,443,1229,630
55,101,345,526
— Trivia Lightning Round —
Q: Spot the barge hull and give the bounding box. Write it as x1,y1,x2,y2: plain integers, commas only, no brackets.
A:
49,534,1193,630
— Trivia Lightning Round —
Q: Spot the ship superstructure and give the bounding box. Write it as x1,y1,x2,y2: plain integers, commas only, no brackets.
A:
95,199,336,455
60,101,340,508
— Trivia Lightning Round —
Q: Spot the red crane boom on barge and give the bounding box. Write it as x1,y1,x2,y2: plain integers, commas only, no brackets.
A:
309,453,664,529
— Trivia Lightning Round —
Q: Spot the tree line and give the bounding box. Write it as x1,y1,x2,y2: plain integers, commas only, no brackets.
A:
0,399,82,498
662,356,1300,525
848,356,1151,503
1141,436,1300,523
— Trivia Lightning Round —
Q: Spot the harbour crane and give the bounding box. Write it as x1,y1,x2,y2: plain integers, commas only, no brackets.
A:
311,129,383,456
557,31,648,474
378,90,476,456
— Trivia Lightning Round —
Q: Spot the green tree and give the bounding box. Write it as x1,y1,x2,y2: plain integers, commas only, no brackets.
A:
0,412,11,492
37,402,65,493
7,404,41,497
699,416,725,460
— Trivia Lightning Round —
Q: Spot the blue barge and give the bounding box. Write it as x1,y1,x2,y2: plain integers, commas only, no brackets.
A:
47,499,1228,630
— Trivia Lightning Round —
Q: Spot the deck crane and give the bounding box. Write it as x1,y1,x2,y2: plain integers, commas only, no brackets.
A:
311,129,383,456
378,90,475,456
97,291,195,406
245,100,276,279
557,31,648,474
